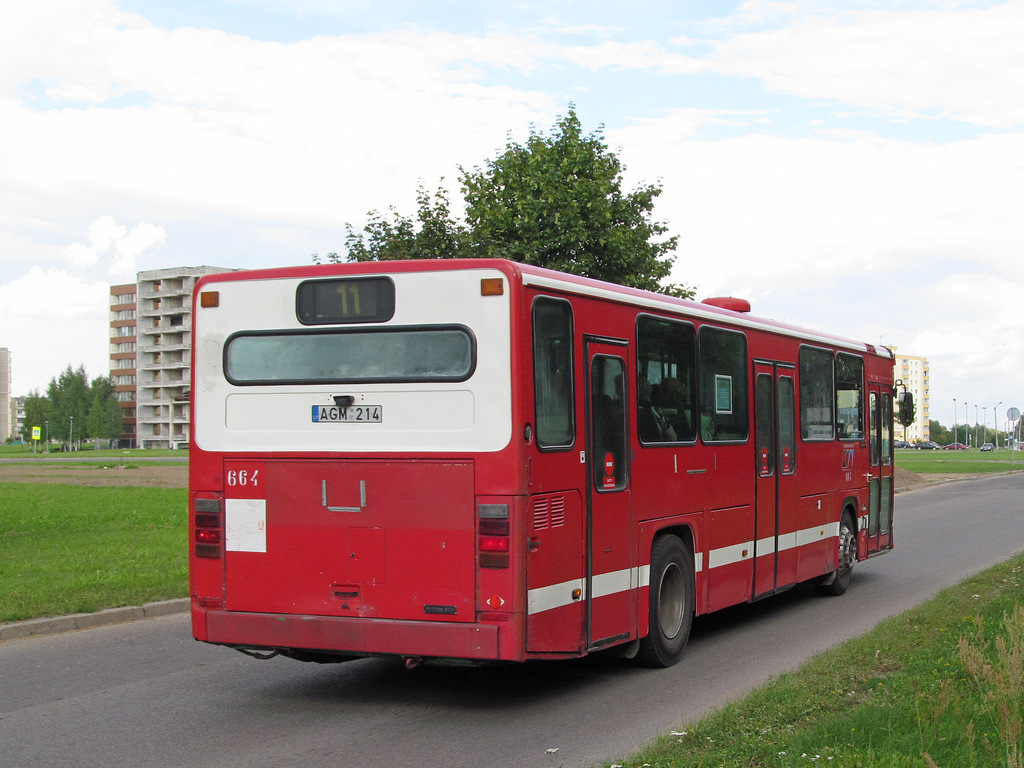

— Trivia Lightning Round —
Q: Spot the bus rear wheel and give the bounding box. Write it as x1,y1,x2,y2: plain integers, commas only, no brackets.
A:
815,512,856,597
635,535,694,668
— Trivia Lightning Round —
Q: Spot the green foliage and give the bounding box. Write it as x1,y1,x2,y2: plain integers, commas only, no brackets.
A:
87,375,123,441
330,181,471,263
20,391,49,442
19,365,121,448
324,108,692,298
47,364,90,443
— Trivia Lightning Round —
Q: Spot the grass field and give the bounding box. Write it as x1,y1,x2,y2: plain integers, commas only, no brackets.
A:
896,447,1024,475
0,483,187,623
615,553,1024,768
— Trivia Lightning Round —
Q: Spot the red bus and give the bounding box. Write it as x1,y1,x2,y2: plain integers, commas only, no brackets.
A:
189,258,895,668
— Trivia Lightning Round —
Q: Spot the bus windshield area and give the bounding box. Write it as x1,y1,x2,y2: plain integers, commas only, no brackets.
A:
225,326,475,384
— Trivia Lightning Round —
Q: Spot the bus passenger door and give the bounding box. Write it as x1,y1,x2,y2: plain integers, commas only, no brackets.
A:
584,338,634,650
753,361,798,598
866,386,894,554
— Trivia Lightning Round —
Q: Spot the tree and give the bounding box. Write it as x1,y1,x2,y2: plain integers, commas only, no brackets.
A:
20,391,50,445
87,375,123,444
334,182,471,263
462,109,689,296
929,420,950,445
47,365,91,447
324,109,691,298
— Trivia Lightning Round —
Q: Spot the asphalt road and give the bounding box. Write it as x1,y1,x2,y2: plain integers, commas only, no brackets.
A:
1,473,1021,768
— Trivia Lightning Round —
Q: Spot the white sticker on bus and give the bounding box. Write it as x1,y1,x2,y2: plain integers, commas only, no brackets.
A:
225,498,267,553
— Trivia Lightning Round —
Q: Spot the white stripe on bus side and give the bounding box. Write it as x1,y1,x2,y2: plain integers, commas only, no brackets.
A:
526,522,840,616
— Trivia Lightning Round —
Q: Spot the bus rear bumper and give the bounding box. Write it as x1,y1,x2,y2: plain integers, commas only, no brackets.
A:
199,607,503,661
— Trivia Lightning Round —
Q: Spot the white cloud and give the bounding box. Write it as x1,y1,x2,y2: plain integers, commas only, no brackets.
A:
700,2,1024,128
0,266,110,394
62,216,167,278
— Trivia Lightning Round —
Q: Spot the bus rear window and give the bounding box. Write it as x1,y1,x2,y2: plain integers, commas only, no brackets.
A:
225,326,475,384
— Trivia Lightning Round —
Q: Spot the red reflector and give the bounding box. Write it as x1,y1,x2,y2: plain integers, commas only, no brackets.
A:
478,536,509,552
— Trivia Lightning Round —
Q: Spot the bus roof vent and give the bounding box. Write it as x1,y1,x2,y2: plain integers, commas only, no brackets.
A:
701,297,751,313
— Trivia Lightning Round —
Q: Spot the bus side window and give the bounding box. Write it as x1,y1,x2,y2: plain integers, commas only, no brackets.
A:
635,315,696,444
799,346,834,441
532,298,575,449
697,327,748,442
836,353,864,440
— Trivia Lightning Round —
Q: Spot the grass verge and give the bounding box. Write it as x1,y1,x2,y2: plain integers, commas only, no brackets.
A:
0,483,187,623
612,553,1024,768
896,449,1023,475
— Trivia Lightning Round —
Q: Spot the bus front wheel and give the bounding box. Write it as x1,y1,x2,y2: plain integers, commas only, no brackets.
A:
635,534,694,668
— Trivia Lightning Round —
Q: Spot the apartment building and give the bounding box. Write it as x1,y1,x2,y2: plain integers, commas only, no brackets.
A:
110,284,138,447
0,347,10,440
110,266,232,449
893,350,930,442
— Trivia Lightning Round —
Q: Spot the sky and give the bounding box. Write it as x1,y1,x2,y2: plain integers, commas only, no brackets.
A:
1,0,1022,432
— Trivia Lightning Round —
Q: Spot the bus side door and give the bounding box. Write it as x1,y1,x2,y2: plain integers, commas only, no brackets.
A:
584,338,634,650
753,361,798,597
865,385,894,554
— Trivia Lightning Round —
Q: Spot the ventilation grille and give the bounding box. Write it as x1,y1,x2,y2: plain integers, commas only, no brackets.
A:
532,494,566,530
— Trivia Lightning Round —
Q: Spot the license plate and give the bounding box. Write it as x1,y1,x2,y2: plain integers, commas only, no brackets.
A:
311,405,382,423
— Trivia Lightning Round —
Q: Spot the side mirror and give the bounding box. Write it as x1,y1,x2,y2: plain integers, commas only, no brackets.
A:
897,390,915,428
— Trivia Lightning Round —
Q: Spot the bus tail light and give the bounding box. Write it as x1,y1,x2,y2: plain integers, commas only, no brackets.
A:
194,498,223,559
478,503,510,568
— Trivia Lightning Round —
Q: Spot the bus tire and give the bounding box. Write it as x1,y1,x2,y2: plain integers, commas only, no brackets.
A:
635,534,694,668
815,512,856,597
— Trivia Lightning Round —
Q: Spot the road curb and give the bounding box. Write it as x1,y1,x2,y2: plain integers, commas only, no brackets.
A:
0,598,190,642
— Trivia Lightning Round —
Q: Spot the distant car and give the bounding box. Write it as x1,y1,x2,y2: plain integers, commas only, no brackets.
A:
915,441,940,450
980,442,995,452
894,440,911,449
944,442,968,450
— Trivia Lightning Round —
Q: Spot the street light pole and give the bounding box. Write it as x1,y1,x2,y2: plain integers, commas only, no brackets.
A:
70,415,74,452
975,405,979,447
965,402,969,446
953,398,957,446
994,401,1002,448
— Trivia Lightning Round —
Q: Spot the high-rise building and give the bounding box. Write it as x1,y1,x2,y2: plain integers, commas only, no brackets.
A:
893,351,930,443
110,284,138,447
109,266,233,449
0,347,11,440
11,395,26,442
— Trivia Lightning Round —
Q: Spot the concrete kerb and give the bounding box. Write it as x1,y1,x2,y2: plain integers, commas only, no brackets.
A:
0,598,190,643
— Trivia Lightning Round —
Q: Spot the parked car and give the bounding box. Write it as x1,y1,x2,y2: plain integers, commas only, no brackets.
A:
894,440,911,449
980,442,995,452
944,442,968,450
915,441,941,450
